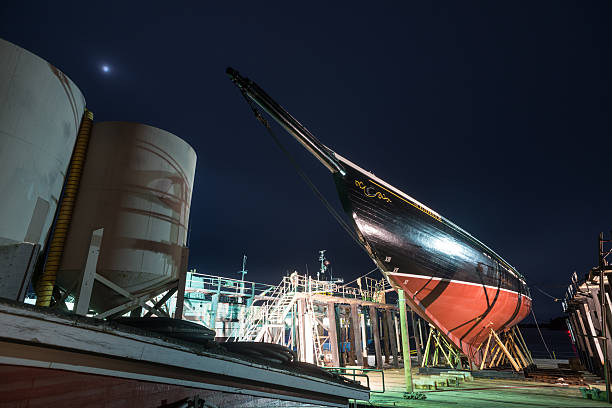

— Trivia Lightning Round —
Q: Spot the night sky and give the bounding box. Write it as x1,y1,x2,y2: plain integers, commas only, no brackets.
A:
1,2,610,321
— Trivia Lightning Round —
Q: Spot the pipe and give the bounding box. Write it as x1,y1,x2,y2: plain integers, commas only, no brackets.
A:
36,110,94,306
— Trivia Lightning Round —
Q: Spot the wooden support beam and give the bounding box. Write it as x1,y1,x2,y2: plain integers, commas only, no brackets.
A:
335,304,345,367
422,328,433,367
491,330,520,371
360,310,369,367
513,326,533,364
492,340,505,368
418,319,425,353
350,304,364,367
382,310,391,364
434,332,452,366
369,306,383,369
327,302,340,367
346,307,357,365
489,343,502,368
386,309,399,368
411,311,423,365
480,330,493,370
508,333,528,368
394,313,401,354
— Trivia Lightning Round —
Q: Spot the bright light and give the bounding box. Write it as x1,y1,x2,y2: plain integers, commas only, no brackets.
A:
101,65,110,73
432,237,464,257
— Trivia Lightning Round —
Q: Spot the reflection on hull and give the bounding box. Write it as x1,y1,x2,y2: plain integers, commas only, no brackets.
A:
224,67,531,364
334,155,531,362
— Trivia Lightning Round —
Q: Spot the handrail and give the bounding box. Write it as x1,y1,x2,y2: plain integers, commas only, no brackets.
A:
227,272,391,342
324,367,385,393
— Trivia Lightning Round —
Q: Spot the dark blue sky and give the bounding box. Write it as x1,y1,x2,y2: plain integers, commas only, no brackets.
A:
1,1,610,320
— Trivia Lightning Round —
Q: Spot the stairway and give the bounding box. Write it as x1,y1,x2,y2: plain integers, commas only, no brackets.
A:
235,277,298,342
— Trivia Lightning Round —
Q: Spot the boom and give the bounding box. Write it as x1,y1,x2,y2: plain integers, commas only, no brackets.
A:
226,67,345,175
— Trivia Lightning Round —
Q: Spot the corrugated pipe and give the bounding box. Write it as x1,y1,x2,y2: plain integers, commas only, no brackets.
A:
36,109,94,307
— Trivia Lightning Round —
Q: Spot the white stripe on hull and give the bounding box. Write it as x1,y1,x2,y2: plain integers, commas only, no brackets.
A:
388,271,532,301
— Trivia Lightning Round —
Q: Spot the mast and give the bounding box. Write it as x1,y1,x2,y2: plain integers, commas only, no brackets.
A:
226,67,346,175
318,250,327,281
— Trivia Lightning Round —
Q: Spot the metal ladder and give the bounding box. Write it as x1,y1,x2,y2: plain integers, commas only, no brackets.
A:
307,294,325,365
235,277,297,342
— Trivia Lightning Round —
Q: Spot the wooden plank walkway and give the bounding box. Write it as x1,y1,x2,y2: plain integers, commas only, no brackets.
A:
348,368,609,407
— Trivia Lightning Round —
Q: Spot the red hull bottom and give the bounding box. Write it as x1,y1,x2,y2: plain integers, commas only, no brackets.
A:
388,273,531,364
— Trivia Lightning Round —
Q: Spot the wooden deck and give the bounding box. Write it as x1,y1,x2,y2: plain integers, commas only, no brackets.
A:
350,367,609,407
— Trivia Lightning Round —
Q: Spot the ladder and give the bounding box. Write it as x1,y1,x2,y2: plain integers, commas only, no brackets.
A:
307,294,325,365
235,276,298,342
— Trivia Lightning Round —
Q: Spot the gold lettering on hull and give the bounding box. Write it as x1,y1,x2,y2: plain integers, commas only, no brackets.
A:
355,180,392,203
367,179,442,222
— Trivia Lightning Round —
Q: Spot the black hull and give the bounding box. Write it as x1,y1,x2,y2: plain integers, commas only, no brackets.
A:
226,67,531,359
333,154,529,313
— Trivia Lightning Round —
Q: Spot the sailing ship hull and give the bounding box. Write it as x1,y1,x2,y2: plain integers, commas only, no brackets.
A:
334,155,531,363
225,66,531,365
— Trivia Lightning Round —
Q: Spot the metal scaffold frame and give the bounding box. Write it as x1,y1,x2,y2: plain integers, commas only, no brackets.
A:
225,271,402,368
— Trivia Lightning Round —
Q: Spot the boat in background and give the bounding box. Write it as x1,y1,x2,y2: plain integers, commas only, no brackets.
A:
227,68,531,364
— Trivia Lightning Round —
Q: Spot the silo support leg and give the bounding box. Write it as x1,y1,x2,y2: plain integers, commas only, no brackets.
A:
93,279,177,319
74,228,103,316
144,288,178,317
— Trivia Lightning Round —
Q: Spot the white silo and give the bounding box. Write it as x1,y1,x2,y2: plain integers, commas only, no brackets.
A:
57,122,196,315
0,38,86,299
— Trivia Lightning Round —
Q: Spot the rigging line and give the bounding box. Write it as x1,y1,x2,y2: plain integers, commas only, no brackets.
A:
240,91,366,251
343,267,380,286
530,307,554,360
534,286,560,302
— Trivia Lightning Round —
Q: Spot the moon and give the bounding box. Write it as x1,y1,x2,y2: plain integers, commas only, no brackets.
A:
101,64,110,73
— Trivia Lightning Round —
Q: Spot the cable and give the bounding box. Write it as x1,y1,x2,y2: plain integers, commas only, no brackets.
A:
530,307,554,360
343,267,380,286
534,286,560,302
240,91,366,251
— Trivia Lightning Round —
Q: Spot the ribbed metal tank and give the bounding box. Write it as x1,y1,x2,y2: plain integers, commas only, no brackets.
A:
0,38,86,247
57,122,196,313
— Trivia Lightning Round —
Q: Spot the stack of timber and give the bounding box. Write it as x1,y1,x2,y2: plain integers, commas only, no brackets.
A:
524,367,586,385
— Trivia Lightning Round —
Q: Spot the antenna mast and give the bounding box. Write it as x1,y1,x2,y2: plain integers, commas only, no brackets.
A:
318,250,327,281
238,255,248,281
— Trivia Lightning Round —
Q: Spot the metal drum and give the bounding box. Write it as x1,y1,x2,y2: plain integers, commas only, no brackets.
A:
58,122,196,313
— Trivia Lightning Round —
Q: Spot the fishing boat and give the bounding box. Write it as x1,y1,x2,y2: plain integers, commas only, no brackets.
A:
226,68,531,364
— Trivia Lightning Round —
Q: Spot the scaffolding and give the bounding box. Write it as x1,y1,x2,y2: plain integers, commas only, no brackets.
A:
179,270,276,338
225,272,402,368
155,267,532,372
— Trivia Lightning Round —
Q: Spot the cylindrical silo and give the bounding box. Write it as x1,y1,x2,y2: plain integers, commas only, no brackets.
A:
0,38,86,248
57,122,196,314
